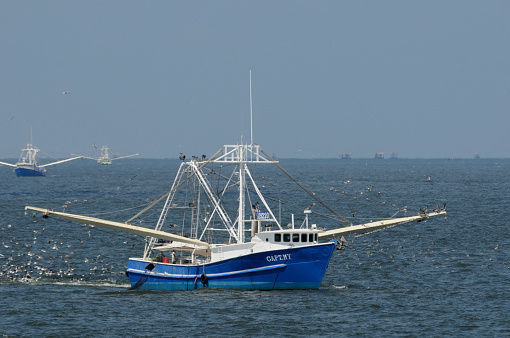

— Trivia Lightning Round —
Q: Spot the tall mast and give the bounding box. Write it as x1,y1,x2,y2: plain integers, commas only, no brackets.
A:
250,70,253,146
242,70,254,242
238,159,245,243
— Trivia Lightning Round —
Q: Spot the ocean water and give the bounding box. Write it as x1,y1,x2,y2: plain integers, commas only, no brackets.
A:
1,158,508,337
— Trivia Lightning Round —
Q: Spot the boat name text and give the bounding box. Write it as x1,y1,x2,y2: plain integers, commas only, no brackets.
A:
266,254,291,262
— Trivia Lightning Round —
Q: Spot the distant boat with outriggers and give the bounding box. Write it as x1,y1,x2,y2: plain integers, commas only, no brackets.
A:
0,142,82,177
84,145,139,165
26,72,446,290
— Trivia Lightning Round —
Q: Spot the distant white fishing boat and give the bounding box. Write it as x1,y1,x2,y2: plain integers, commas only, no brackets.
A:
84,146,139,165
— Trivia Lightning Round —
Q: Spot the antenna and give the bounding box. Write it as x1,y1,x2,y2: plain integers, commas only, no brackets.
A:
27,126,33,145
250,70,253,146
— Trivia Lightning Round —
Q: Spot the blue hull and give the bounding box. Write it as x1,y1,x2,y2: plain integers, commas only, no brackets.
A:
126,242,336,291
15,167,46,177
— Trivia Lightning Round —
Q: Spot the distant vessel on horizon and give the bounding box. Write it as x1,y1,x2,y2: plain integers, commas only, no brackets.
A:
374,152,384,159
84,145,139,165
0,142,82,177
340,152,352,159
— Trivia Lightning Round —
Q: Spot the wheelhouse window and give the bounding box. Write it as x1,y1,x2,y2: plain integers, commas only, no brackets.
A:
292,233,299,242
274,233,281,242
283,234,291,242
309,233,314,242
315,233,318,242
301,234,307,242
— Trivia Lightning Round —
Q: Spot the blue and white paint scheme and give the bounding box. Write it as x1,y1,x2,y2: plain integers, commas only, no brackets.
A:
0,142,82,177
121,142,340,291
127,231,337,291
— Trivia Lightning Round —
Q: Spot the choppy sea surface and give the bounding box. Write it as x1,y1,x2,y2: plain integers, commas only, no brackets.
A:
1,158,508,337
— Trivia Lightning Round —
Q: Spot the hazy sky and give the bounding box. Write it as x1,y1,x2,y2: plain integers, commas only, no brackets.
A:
1,1,509,159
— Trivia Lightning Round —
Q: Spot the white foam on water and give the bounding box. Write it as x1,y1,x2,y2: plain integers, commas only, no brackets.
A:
332,285,347,289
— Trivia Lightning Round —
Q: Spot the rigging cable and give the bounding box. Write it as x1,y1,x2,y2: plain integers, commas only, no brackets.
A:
260,148,352,226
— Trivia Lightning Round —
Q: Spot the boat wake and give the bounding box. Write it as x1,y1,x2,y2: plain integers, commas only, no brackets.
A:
1,276,130,289
49,280,131,288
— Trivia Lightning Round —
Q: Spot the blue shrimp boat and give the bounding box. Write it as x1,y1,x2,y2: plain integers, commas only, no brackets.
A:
122,143,340,291
127,237,336,291
0,142,82,177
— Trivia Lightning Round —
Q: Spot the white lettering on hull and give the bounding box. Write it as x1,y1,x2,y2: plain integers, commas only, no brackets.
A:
266,253,291,262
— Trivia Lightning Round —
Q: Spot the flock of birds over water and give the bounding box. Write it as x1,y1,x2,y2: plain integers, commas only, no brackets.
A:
0,219,137,285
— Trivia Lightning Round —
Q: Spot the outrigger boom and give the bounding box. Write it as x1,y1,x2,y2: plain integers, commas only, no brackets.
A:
318,210,446,240
24,206,210,248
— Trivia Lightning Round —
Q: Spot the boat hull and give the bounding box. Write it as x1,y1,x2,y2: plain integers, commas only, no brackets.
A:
15,167,46,177
126,242,336,291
